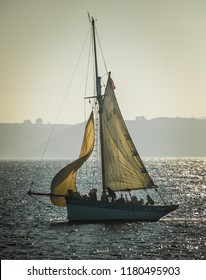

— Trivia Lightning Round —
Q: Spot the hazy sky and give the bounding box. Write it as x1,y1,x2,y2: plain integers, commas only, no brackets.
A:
1,0,206,124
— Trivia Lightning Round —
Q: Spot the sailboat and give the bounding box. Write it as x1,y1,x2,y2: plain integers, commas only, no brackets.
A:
28,15,178,223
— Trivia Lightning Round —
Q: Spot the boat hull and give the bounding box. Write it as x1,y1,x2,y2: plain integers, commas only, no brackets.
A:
66,199,178,223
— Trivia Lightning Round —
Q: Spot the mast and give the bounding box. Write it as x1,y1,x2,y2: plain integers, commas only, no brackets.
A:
89,14,106,195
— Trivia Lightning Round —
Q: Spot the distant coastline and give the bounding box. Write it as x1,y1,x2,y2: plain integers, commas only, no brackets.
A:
0,117,206,159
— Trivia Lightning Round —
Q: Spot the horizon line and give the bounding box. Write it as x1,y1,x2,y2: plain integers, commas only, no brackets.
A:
0,116,206,125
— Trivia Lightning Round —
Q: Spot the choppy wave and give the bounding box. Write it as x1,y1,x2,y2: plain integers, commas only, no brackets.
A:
0,158,205,259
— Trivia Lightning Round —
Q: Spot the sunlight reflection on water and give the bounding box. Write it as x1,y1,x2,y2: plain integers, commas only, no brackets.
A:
0,158,206,259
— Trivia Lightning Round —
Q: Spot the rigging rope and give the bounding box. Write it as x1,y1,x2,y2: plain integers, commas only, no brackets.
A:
29,193,66,220
79,22,107,192
95,25,108,74
78,28,95,191
40,27,91,161
84,29,93,121
30,27,91,192
155,187,167,205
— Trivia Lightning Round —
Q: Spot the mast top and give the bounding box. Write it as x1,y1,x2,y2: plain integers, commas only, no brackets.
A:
88,12,101,101
87,12,96,24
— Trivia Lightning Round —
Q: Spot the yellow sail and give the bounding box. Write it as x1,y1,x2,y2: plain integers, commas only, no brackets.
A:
101,75,154,191
50,112,94,206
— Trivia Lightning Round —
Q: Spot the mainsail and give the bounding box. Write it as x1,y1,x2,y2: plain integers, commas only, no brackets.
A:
50,112,95,206
101,74,154,191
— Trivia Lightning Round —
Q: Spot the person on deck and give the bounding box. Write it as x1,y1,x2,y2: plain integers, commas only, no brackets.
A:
88,189,97,200
116,193,125,205
131,195,138,205
101,192,109,202
106,187,116,203
146,194,155,205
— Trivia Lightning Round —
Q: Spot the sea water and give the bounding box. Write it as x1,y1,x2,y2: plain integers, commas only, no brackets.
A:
0,158,206,259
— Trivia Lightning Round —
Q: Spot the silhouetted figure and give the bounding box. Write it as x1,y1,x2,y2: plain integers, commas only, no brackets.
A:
116,193,125,205
101,192,109,202
140,198,144,205
88,189,97,200
146,194,154,205
106,187,116,203
65,189,74,203
131,195,138,204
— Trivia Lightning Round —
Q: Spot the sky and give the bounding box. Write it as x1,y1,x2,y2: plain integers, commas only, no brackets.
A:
1,0,206,124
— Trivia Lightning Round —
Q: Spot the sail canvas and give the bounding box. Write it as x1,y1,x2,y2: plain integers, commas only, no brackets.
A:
101,75,154,191
50,112,94,206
